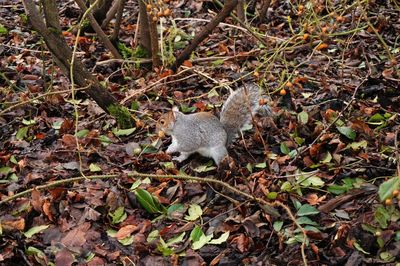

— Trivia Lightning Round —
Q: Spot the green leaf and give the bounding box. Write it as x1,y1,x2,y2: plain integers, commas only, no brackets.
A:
368,113,385,123
99,135,112,146
378,177,400,201
76,129,89,138
119,236,134,246
273,221,283,231
135,189,165,214
296,216,318,226
212,59,224,66
26,246,45,258
158,238,174,256
0,24,8,35
280,142,290,155
297,111,309,124
52,121,63,130
193,162,216,173
353,241,370,254
166,232,185,245
209,231,230,244
297,204,319,216
327,184,349,195
109,207,127,224
10,155,18,164
190,226,204,242
146,230,160,242
192,233,213,250
320,152,332,164
296,172,325,187
112,127,136,136
185,204,203,221
22,119,36,126
24,225,49,238
374,206,390,228
346,140,368,151
89,163,101,172
106,229,117,237
267,192,278,200
16,126,29,140
167,204,184,216
280,181,292,192
255,162,267,169
336,126,356,140
0,166,12,175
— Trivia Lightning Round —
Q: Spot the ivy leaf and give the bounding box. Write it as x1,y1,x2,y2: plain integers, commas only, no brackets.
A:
16,126,29,140
336,126,356,140
190,226,204,242
297,111,309,124
378,177,400,201
297,204,319,216
192,233,213,250
209,231,230,244
89,163,101,172
280,142,290,155
185,204,203,221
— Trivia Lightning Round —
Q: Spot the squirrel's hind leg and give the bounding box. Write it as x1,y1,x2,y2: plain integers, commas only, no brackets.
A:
208,146,228,166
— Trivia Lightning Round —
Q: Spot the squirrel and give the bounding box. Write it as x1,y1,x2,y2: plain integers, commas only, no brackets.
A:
156,83,263,166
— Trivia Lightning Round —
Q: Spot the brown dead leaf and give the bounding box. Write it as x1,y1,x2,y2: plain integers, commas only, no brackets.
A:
55,249,74,266
351,120,373,137
1,217,25,231
115,224,138,240
61,134,77,149
306,193,326,205
59,119,74,135
309,143,322,158
61,222,90,247
231,233,250,253
182,60,193,67
31,188,43,212
43,200,54,221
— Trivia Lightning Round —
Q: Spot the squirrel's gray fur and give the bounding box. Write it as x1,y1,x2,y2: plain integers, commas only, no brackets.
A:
157,83,262,165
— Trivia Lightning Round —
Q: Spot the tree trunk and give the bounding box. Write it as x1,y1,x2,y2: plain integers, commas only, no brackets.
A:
22,0,133,128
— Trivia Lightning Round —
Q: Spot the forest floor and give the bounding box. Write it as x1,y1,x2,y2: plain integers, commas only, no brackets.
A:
1,0,400,265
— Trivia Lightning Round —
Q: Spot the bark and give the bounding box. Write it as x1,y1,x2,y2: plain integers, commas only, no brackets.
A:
170,0,238,72
237,0,245,22
259,0,271,22
148,17,161,67
110,0,126,42
101,0,120,28
138,0,151,55
93,0,114,25
22,0,132,127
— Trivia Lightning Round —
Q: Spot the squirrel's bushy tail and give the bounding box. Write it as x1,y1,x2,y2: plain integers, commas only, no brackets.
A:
220,83,260,144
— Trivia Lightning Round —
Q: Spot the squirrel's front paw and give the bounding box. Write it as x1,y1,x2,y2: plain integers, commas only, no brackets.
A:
172,152,190,162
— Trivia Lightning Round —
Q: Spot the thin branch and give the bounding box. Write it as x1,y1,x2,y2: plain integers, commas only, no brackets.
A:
111,0,126,42
74,0,122,59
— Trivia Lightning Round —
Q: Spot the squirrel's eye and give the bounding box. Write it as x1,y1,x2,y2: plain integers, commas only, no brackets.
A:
160,119,165,125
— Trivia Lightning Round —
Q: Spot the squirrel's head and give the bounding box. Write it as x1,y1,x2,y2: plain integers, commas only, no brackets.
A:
156,106,179,137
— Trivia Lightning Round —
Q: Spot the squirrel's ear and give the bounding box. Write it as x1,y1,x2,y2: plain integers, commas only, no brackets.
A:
172,106,181,119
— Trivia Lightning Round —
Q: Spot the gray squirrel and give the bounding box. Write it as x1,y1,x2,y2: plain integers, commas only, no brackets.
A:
157,83,263,165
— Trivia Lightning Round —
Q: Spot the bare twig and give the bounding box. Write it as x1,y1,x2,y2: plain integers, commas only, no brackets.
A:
74,0,122,59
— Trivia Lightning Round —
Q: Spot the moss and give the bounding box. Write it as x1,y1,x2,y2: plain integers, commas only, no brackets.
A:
107,105,134,129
